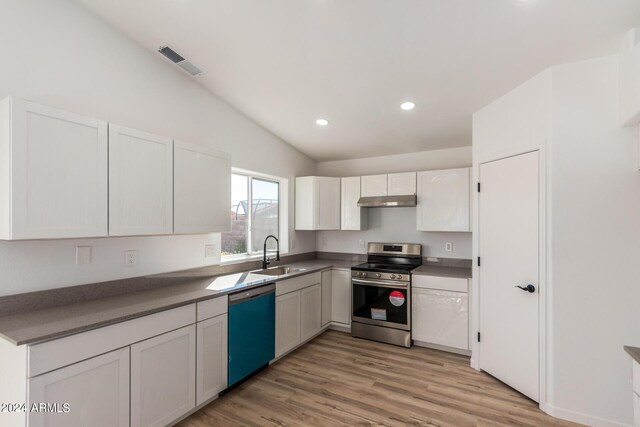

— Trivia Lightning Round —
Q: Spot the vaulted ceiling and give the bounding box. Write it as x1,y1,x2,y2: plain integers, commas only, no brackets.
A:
76,0,640,161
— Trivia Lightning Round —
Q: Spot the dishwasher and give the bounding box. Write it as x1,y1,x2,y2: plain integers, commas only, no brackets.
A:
228,283,276,387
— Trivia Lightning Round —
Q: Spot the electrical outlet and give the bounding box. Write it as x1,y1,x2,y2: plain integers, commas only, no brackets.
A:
76,246,92,265
205,244,216,258
125,250,138,267
359,239,366,250
445,242,453,252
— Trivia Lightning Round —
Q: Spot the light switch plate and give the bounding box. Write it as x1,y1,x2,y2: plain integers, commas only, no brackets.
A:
445,242,453,252
205,244,216,258
76,246,92,265
125,250,138,267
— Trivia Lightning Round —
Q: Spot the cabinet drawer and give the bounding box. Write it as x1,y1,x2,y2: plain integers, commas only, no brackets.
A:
635,392,640,427
634,361,640,395
413,275,468,292
197,296,228,322
276,273,321,296
29,304,195,377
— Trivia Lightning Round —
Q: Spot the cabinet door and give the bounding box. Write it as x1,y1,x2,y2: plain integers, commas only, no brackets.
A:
412,288,468,350
417,168,470,232
331,270,352,325
9,98,107,239
275,291,301,357
360,174,387,197
315,177,340,230
321,270,332,326
196,314,228,405
388,172,416,196
131,325,196,427
109,124,173,236
341,177,366,230
28,348,129,427
174,140,230,234
301,284,322,341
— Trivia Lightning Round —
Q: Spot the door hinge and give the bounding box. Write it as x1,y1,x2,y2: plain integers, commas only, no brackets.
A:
477,182,481,192
477,257,481,267
477,332,481,342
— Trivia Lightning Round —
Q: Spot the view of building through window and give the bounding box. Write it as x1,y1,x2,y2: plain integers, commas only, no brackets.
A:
221,173,279,257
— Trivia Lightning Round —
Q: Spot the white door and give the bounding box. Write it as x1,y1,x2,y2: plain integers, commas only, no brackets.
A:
360,174,387,197
341,177,365,230
174,140,230,234
131,325,196,427
417,168,470,232
196,314,228,405
315,177,340,230
331,270,351,325
321,270,332,326
275,292,301,357
412,288,468,350
387,172,416,195
479,151,539,402
28,348,129,427
9,98,108,239
108,124,173,236
301,284,322,341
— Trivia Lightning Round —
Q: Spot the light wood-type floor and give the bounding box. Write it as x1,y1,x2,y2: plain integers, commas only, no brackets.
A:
177,330,581,427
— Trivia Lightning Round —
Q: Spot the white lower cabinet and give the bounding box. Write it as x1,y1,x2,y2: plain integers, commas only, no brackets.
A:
321,270,332,326
196,314,228,405
331,269,351,326
300,284,322,341
276,291,302,358
27,348,129,427
412,288,468,350
131,325,196,427
634,392,640,427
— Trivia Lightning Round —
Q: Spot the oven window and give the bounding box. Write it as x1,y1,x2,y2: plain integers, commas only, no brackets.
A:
352,283,408,325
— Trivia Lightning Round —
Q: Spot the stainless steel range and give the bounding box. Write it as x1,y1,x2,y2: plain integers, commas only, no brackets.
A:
351,242,422,348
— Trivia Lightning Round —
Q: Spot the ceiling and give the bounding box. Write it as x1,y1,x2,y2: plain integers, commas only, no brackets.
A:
75,0,640,161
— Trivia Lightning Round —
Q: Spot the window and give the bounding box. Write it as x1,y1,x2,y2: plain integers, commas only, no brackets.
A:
221,172,280,259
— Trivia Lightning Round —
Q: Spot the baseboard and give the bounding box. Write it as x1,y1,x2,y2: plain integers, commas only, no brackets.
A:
413,340,471,356
541,402,632,427
328,323,351,333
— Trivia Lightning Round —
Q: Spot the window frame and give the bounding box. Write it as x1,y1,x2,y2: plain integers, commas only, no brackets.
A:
221,169,285,263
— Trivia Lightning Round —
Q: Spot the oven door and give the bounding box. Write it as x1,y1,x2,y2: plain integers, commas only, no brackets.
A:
352,278,410,331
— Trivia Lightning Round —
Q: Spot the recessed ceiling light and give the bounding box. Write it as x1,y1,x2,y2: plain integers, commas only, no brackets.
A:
400,102,416,111
316,119,329,126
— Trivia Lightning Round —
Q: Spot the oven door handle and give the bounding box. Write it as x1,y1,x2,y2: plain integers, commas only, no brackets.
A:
352,278,409,289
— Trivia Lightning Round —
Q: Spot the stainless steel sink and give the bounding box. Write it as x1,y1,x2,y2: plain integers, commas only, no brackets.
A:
253,266,307,276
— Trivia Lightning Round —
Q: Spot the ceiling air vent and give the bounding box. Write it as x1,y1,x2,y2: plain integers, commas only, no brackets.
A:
158,46,203,77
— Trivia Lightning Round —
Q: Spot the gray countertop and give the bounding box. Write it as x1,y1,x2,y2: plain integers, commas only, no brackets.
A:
0,258,465,346
413,265,472,279
625,346,640,364
0,259,356,346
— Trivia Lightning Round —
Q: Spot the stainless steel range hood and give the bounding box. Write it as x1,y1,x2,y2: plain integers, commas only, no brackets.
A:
357,195,417,208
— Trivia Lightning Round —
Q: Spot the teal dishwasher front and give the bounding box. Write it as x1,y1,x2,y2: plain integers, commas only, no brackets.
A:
228,283,276,387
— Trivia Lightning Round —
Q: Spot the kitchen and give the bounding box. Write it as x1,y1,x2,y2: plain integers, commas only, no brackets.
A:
0,1,639,427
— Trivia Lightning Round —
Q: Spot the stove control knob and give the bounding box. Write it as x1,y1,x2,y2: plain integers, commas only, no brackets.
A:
390,274,397,279
376,273,382,278
362,272,368,277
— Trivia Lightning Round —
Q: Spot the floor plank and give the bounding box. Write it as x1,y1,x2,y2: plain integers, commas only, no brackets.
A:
177,330,581,427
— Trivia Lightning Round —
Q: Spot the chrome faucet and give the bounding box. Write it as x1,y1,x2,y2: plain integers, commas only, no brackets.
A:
262,235,280,269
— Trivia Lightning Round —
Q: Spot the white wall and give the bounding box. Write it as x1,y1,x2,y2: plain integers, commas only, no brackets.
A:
0,0,316,296
548,55,640,426
473,54,640,426
316,146,472,259
619,27,640,126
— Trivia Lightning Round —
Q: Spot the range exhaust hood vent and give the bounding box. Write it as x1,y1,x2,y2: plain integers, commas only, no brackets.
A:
357,195,417,208
158,46,203,77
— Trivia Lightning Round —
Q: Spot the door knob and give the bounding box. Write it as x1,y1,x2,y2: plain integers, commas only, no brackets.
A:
515,284,536,293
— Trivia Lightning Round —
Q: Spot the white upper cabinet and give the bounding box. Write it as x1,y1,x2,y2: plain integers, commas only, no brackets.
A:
360,174,387,197
295,176,340,230
341,177,366,230
388,172,416,195
108,124,173,236
0,96,108,240
417,168,471,232
174,141,231,234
